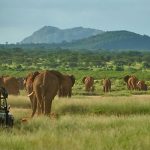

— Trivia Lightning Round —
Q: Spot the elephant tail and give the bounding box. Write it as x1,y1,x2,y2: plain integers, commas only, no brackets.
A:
42,71,48,101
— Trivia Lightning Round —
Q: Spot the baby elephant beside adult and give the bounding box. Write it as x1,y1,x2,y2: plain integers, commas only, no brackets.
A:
24,70,63,117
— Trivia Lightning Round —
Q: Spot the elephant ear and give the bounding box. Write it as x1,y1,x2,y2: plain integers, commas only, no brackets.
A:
124,75,130,83
0,77,3,85
82,77,86,84
70,75,75,87
23,77,27,86
31,71,40,81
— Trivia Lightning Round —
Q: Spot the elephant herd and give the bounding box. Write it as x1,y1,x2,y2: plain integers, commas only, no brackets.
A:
82,76,111,93
24,70,75,117
124,75,147,91
0,71,148,117
83,75,148,93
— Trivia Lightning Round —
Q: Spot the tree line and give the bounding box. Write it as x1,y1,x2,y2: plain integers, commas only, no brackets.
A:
0,47,150,71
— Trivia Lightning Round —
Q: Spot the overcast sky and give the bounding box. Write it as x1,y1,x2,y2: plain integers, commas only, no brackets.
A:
0,0,150,44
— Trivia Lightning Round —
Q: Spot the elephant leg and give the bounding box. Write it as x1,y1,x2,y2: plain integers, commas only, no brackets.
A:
85,86,88,91
68,89,72,98
44,98,52,115
103,86,105,92
30,98,33,110
37,102,43,115
44,89,58,115
131,82,134,90
105,86,107,92
91,86,94,92
127,84,130,90
31,96,37,117
58,88,62,97
85,85,90,92
34,86,43,114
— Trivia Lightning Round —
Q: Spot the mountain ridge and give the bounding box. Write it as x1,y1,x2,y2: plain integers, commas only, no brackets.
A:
21,26,104,44
20,26,150,50
59,30,150,50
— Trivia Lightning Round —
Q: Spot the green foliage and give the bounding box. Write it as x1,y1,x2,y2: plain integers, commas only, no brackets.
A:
0,48,150,77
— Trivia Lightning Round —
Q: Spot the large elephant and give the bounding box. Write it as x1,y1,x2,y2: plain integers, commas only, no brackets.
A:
124,75,138,90
58,75,75,98
24,70,63,117
102,79,111,92
0,76,19,95
137,80,147,91
82,76,94,92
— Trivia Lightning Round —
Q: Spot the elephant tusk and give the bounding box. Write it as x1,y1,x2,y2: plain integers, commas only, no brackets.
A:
27,91,34,97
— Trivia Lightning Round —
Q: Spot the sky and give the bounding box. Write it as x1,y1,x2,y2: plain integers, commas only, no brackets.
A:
0,0,150,44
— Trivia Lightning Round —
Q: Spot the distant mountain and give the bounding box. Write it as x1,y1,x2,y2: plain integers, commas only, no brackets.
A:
60,30,150,50
21,26,104,44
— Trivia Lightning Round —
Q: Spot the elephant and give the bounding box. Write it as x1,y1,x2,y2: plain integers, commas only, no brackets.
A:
17,77,25,90
128,75,138,90
24,71,40,113
102,79,111,92
137,80,147,91
58,75,75,98
82,76,94,92
124,75,138,90
24,70,63,117
0,76,20,95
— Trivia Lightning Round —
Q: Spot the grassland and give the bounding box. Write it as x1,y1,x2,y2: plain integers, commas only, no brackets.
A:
0,95,150,150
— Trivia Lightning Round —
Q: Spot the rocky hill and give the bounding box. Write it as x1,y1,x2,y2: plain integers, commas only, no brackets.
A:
21,26,104,44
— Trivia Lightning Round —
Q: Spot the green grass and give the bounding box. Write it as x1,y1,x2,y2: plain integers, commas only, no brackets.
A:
0,95,150,150
0,115,150,150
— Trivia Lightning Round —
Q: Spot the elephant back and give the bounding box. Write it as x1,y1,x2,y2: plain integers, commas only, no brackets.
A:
85,77,94,85
2,76,19,95
46,70,64,85
103,78,111,86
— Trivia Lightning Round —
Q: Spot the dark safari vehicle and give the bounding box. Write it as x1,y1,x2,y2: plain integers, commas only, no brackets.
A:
0,87,14,127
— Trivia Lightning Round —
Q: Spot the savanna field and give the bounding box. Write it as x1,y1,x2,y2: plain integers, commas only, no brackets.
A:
1,82,150,150
0,49,150,150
